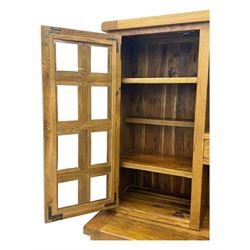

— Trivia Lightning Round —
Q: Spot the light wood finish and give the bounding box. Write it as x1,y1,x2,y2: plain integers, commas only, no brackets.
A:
203,158,209,165
203,139,210,165
121,153,192,178
42,26,57,222
102,10,209,32
56,120,111,135
204,132,210,140
203,140,209,159
42,26,120,222
84,187,209,240
110,23,208,37
55,72,82,83
84,209,115,238
89,213,208,240
85,210,209,240
122,77,197,84
190,26,210,229
57,167,111,183
124,117,194,128
118,187,190,228
77,43,89,205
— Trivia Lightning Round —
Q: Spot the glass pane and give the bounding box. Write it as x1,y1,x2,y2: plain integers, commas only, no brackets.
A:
57,85,78,121
91,131,107,165
58,134,78,170
58,180,78,208
91,86,108,120
90,175,107,202
91,46,108,73
56,42,78,71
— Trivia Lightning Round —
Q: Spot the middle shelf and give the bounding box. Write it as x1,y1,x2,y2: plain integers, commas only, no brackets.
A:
121,152,193,178
124,117,194,128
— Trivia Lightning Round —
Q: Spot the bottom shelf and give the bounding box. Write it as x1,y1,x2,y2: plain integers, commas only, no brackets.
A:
118,186,191,228
84,186,209,240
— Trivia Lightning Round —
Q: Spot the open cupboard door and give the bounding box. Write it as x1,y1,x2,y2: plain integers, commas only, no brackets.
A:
41,26,121,222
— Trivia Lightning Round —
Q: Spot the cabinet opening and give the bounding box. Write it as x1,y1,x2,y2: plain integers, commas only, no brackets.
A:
119,32,198,225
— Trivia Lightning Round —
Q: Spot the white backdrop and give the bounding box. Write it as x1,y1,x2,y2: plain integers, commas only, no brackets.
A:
1,0,250,249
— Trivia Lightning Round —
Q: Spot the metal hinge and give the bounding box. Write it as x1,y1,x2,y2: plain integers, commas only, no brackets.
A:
106,37,119,53
44,27,62,47
48,206,63,222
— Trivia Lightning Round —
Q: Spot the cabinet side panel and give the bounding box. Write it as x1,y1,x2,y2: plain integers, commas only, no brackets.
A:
190,26,209,230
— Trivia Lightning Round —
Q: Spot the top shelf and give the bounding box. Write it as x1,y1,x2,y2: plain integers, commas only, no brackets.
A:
122,77,197,85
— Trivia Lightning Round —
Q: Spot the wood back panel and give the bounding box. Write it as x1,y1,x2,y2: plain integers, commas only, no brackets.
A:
132,170,191,198
121,84,196,157
122,32,199,78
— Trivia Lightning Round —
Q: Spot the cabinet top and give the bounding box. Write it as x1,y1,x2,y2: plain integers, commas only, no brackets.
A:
102,10,209,32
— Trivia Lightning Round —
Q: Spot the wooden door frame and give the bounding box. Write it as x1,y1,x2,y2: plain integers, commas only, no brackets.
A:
42,26,121,222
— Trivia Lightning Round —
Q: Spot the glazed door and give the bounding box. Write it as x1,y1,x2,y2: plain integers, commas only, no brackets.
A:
41,26,120,222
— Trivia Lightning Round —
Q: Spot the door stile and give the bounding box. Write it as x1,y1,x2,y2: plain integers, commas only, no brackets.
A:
48,34,59,216
42,27,59,221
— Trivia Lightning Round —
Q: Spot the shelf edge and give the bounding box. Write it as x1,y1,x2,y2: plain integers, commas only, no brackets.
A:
125,117,194,128
121,162,192,178
122,77,197,84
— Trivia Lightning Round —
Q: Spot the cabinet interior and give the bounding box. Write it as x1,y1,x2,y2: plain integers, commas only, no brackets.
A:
119,31,201,218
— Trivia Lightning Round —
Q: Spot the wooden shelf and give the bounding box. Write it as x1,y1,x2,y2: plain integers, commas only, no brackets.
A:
121,77,197,84
121,153,193,178
119,187,191,228
124,117,194,128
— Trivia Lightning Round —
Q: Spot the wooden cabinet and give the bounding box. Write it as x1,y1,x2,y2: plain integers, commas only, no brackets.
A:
41,10,210,240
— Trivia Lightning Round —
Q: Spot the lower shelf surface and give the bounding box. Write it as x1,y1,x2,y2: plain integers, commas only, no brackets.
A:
84,187,209,240
121,153,193,178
